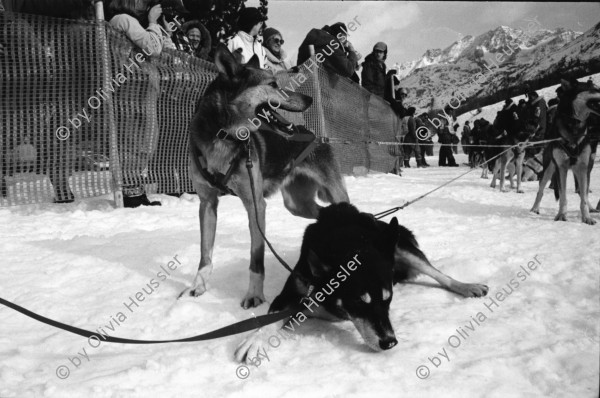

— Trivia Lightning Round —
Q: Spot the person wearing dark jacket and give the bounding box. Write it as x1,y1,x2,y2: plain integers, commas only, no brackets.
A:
461,121,471,155
383,71,408,117
361,42,387,97
297,22,359,78
525,90,547,141
438,118,458,167
403,107,426,167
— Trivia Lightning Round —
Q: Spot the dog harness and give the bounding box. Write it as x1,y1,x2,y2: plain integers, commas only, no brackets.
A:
556,136,589,166
195,125,319,196
554,113,589,166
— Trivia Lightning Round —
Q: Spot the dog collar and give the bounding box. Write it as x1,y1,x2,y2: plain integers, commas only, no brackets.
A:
216,128,239,142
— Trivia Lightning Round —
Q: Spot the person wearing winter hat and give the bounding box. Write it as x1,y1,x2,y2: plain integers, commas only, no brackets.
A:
361,42,387,97
297,22,359,78
227,7,268,69
263,27,291,73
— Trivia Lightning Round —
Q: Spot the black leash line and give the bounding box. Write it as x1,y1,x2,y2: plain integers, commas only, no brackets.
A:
245,142,295,274
0,296,298,344
0,138,561,344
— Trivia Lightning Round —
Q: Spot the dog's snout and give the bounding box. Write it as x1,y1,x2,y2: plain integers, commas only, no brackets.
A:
379,337,398,350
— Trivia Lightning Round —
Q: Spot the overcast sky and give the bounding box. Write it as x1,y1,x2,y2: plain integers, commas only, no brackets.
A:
246,1,600,68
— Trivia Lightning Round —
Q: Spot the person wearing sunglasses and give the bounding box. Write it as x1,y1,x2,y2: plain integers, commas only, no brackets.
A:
263,27,291,73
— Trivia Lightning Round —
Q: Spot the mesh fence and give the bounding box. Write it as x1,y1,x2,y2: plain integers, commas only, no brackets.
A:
0,11,400,207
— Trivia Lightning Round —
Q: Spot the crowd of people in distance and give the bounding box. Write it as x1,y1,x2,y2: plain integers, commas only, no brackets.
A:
1,1,598,205
118,0,469,187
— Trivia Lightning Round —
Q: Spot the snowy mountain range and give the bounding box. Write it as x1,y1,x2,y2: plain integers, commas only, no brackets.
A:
396,21,600,115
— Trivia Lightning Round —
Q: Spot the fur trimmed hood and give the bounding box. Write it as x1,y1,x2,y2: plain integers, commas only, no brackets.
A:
181,20,212,60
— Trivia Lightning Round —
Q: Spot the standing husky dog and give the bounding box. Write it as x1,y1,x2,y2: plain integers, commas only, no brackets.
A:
235,203,488,361
531,79,600,224
180,46,349,308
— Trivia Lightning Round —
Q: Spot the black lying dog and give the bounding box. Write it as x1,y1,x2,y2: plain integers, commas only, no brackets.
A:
235,203,488,361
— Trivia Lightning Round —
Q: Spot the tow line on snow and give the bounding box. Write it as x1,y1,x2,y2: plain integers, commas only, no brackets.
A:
0,138,559,344
373,138,561,219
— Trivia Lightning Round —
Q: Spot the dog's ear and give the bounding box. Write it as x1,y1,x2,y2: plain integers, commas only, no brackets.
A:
561,79,572,92
307,249,332,279
387,217,399,235
214,45,241,80
386,217,400,247
246,54,261,70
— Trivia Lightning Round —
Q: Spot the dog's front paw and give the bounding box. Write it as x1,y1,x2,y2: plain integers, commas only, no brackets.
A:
582,216,597,225
517,189,524,194
500,187,510,193
530,207,540,214
554,213,567,222
454,283,489,298
241,294,266,309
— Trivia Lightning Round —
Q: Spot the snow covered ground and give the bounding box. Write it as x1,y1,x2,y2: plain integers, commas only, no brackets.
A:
0,152,599,398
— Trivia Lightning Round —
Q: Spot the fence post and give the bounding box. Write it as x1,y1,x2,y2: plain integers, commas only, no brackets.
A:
95,1,123,207
308,45,327,138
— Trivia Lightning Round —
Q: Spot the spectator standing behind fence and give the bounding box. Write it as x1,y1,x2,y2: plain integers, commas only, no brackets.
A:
262,27,291,73
13,135,37,173
415,114,431,167
404,107,427,168
384,71,407,117
388,104,417,176
109,1,175,56
361,42,387,97
383,72,408,174
452,123,460,154
297,22,359,78
461,121,471,155
227,7,267,68
438,118,458,167
109,0,172,207
176,20,211,61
